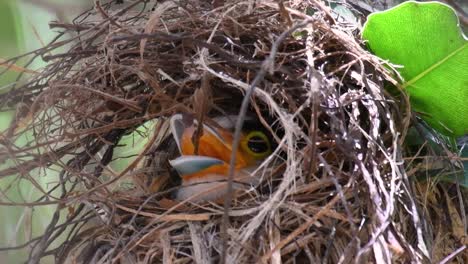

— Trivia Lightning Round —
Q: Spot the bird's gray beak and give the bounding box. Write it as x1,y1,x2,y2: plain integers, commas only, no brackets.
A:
170,113,193,154
169,113,226,153
169,113,225,176
169,155,224,176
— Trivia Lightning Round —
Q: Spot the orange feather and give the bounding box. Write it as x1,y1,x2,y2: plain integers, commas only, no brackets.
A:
179,124,254,182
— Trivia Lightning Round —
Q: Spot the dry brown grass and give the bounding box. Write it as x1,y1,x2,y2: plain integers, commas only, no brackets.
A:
0,0,466,263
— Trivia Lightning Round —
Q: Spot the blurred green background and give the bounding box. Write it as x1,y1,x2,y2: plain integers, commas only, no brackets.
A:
0,1,90,263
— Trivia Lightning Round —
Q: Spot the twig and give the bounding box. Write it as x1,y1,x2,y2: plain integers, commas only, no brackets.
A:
438,245,466,264
220,18,314,264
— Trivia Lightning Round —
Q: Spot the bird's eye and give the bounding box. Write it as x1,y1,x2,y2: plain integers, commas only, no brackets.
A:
241,131,272,158
247,136,269,153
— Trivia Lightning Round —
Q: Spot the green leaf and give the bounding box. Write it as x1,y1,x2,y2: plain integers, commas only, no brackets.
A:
362,1,468,137
407,120,466,188
332,5,358,25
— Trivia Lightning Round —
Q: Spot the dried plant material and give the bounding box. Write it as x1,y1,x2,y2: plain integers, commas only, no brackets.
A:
0,58,39,74
443,188,465,244
0,0,466,264
140,1,177,62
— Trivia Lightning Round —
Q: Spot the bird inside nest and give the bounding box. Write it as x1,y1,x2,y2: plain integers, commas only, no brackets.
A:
164,112,276,202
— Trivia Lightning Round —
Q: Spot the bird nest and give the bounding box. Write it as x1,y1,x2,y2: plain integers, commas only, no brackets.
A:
1,0,466,263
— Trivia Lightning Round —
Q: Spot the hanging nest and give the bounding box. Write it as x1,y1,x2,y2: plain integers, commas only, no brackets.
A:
1,0,466,263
